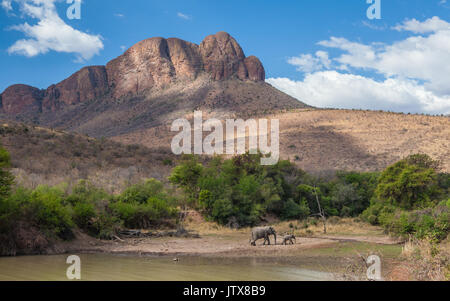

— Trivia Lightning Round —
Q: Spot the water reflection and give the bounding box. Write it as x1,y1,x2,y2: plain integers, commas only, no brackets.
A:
0,254,334,281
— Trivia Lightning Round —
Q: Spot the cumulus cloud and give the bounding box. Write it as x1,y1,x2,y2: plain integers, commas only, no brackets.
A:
267,73,450,114
268,17,450,115
288,51,331,73
3,0,103,61
393,16,450,33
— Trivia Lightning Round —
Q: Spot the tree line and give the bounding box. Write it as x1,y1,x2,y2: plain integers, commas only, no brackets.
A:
0,144,448,255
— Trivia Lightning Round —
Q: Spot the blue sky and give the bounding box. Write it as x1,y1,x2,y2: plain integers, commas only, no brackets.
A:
1,0,449,114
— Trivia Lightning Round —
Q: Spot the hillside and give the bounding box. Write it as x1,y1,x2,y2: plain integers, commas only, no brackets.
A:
0,121,175,192
0,31,448,175
114,109,450,173
0,32,307,137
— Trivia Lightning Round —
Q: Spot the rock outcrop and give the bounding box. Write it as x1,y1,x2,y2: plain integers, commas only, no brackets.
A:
106,32,265,98
43,66,108,112
243,56,265,82
1,32,266,114
0,84,43,115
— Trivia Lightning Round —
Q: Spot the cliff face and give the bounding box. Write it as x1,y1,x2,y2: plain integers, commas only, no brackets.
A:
0,84,43,115
106,32,265,98
43,66,108,112
1,32,266,112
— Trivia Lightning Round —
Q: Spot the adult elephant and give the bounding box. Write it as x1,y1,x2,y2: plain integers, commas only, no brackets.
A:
250,226,277,246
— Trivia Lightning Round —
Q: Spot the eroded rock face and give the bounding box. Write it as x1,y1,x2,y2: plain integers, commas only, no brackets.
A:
2,32,266,113
244,56,265,82
43,66,108,111
0,84,43,115
166,38,203,79
199,31,246,81
106,37,176,99
106,32,265,98
106,37,204,99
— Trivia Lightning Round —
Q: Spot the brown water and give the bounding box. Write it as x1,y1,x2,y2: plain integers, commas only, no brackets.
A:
0,254,335,281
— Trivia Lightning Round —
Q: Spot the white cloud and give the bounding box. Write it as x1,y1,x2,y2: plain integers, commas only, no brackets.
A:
288,51,331,73
177,12,191,20
268,17,450,115
1,0,12,11
114,13,124,18
393,16,450,33
267,73,450,115
3,0,103,61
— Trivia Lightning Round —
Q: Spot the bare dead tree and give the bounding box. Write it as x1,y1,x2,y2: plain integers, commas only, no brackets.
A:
313,185,327,234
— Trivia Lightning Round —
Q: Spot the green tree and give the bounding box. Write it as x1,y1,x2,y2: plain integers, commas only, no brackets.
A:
168,155,203,202
0,145,14,199
376,156,440,210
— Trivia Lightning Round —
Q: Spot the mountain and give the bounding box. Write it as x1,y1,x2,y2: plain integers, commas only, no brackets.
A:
0,32,306,137
1,32,448,176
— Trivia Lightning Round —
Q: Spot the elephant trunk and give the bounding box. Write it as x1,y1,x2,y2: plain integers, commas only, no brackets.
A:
274,233,277,245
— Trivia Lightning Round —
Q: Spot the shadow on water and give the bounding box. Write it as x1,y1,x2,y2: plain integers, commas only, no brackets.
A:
0,254,335,281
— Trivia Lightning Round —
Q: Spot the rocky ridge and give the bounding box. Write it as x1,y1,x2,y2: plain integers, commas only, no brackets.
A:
1,32,266,115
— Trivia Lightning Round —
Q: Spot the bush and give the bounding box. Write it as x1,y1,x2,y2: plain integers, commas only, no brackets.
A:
110,197,178,229
27,186,74,239
282,199,310,220
375,155,441,210
362,201,449,242
118,179,167,204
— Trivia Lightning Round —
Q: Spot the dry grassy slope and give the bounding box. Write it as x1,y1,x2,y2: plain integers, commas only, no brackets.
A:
113,109,450,173
33,77,306,138
0,121,176,192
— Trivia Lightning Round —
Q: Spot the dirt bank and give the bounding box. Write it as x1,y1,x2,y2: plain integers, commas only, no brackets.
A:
54,215,401,258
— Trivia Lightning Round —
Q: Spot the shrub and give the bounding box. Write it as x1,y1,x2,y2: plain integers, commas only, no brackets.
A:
211,199,233,225
110,197,178,229
72,202,96,232
375,156,441,210
0,145,14,199
282,199,310,220
118,179,167,204
27,186,74,239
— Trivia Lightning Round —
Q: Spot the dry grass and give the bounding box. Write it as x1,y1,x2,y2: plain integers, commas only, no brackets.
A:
115,109,450,174
0,121,176,192
184,213,387,243
400,238,450,281
274,217,383,238
183,211,248,237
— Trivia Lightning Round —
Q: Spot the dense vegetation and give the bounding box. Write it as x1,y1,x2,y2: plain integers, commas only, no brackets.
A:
169,153,449,241
0,143,179,254
1,141,449,255
361,154,449,242
169,154,380,227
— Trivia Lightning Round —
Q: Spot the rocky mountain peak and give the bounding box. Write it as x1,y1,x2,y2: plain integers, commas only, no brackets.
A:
1,32,267,114
106,31,265,98
0,84,43,115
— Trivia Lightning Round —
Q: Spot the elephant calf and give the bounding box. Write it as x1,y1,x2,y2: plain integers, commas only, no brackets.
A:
282,234,296,245
250,226,277,246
